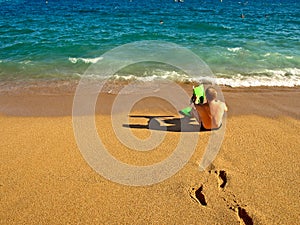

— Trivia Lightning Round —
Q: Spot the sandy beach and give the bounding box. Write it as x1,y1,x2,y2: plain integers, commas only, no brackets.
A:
1,0,299,224
0,84,299,224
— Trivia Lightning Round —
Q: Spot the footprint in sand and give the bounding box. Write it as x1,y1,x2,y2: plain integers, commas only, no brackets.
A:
189,185,207,206
190,168,254,224
229,205,253,225
237,207,254,225
216,169,254,224
216,170,227,189
208,167,227,189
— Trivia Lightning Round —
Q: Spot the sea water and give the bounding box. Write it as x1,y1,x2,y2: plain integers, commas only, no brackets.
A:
0,0,299,87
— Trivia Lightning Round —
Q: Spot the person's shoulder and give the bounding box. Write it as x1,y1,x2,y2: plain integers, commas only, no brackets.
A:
216,100,225,105
215,100,228,110
212,100,223,105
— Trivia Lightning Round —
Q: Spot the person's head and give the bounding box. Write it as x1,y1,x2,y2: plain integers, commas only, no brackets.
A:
205,87,217,102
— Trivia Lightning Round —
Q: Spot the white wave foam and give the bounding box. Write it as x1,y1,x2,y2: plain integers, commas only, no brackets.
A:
68,56,103,64
227,47,242,53
81,68,300,88
215,76,300,87
112,70,191,82
265,68,300,76
222,25,233,30
109,74,299,87
285,56,294,59
263,53,294,59
214,68,300,87
20,60,32,65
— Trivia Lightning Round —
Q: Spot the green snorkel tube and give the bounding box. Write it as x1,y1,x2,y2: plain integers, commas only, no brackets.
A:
180,84,205,117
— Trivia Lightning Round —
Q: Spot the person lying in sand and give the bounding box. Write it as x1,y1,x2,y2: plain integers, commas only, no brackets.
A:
191,87,228,131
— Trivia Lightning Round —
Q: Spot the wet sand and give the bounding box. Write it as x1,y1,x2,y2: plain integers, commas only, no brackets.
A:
0,83,299,224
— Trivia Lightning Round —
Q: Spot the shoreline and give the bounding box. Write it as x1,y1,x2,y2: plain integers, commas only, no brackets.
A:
0,80,299,119
1,79,300,95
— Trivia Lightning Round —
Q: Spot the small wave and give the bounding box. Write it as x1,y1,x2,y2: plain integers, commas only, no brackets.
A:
215,76,300,87
263,52,294,59
81,70,192,83
20,60,32,65
221,25,233,30
109,68,300,87
80,67,300,88
265,68,300,76
227,47,242,53
285,56,294,59
214,68,300,87
68,56,103,64
112,70,191,82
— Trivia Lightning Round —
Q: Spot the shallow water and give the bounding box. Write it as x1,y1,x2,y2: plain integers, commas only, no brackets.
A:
0,0,299,87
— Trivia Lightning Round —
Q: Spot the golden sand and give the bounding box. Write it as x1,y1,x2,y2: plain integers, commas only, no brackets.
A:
0,86,299,224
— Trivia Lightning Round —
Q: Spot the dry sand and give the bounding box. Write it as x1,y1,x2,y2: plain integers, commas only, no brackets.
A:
0,84,299,224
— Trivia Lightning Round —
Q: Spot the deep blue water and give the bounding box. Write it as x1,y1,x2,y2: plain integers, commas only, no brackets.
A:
0,0,299,86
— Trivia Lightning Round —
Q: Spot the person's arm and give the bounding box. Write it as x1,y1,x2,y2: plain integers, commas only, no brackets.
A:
191,105,202,124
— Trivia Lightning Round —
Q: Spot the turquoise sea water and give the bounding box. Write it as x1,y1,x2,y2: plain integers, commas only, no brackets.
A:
0,0,299,87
